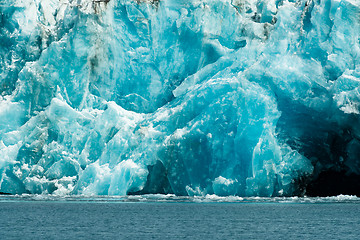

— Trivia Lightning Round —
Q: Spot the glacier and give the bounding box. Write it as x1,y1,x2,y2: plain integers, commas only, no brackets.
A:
0,0,359,197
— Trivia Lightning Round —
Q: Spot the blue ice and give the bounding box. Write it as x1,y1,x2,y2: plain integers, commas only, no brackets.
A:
0,0,359,196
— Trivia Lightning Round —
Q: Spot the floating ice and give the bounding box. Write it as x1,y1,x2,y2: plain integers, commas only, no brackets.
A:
0,0,359,197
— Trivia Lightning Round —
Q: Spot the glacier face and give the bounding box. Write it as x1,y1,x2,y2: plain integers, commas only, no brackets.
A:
0,0,359,196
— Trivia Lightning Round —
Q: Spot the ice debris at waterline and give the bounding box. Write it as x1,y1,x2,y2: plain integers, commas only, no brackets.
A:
0,0,359,197
1,194,360,204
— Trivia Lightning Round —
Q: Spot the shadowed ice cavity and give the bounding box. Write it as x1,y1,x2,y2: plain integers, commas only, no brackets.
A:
0,0,359,197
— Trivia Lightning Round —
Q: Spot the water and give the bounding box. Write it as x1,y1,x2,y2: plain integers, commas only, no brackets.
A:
0,195,359,239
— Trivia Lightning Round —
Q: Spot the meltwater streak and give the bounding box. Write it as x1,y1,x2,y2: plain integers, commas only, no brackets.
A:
0,196,359,240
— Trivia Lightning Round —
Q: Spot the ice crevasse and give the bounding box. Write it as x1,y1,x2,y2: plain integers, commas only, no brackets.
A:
0,0,359,196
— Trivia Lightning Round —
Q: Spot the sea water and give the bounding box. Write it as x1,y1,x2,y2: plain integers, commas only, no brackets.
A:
0,195,359,239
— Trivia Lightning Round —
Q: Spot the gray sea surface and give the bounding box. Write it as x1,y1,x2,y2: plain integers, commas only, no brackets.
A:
0,195,359,239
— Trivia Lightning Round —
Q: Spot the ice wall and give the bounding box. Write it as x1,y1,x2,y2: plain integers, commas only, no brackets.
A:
0,0,359,196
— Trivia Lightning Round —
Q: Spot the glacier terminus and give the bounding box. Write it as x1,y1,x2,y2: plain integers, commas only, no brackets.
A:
0,0,359,197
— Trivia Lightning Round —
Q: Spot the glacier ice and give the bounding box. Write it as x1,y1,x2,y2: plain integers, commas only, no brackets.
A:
0,0,359,196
